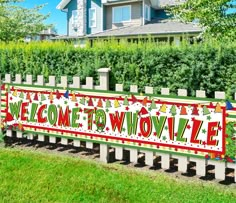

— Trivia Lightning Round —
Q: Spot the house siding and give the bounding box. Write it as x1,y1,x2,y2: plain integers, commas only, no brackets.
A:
87,0,103,34
65,0,78,36
66,0,87,36
105,2,143,30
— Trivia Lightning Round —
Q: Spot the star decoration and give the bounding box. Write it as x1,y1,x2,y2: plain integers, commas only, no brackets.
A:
105,127,110,131
202,141,207,146
83,116,86,120
79,123,83,128
174,132,177,137
79,108,83,113
207,115,211,121
156,112,160,116
125,106,129,111
191,117,195,122
202,129,207,134
164,126,168,131
218,126,222,131
187,125,191,129
153,132,157,136
105,109,109,113
162,136,167,141
122,128,126,132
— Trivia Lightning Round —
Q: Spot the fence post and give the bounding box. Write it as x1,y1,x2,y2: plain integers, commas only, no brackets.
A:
96,68,110,90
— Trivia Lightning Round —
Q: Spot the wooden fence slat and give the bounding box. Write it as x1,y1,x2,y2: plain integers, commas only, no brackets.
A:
208,160,226,180
129,148,138,163
86,141,93,149
100,144,109,163
178,89,187,96
190,157,206,177
158,152,170,169
161,88,169,95
196,90,206,98
214,91,225,99
46,76,56,86
115,84,123,92
115,146,123,160
61,138,68,145
73,140,80,147
16,131,23,138
38,135,44,142
172,154,188,173
141,150,153,166
145,86,153,94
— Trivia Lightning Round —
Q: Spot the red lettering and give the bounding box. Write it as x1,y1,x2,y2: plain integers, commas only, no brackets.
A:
140,116,152,137
109,112,125,133
207,122,219,146
190,119,203,144
37,104,47,123
167,117,175,140
58,107,70,127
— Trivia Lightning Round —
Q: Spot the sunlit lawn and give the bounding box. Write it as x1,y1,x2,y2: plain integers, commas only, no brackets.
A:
0,148,235,203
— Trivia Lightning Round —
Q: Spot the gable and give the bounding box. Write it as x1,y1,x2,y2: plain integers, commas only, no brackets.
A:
57,0,72,10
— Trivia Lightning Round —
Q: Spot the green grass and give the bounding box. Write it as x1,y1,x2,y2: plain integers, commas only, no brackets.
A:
0,148,235,203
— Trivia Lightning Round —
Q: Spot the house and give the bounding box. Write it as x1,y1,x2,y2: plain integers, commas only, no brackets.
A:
55,0,201,45
25,28,58,42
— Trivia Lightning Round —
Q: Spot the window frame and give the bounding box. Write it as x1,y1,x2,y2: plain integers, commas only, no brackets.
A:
89,8,97,28
144,4,150,21
112,5,132,24
72,10,79,27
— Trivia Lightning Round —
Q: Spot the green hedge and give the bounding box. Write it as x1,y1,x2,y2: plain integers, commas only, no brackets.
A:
0,41,236,98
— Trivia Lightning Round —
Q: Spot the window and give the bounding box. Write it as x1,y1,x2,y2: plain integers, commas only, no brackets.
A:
72,10,78,28
144,5,150,21
112,5,131,23
89,8,96,28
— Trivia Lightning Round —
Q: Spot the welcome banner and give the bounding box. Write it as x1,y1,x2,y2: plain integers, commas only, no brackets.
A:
1,83,235,160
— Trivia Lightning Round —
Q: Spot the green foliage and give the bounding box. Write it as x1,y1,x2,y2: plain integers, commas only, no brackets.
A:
0,0,50,42
169,0,236,41
225,122,236,158
0,40,236,98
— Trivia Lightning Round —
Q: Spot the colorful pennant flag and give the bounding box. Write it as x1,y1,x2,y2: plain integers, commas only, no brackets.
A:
215,103,222,113
226,100,234,110
114,99,120,108
64,90,69,99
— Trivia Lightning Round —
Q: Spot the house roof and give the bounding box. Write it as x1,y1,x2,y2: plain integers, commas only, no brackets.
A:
56,0,71,10
152,0,185,8
87,21,201,38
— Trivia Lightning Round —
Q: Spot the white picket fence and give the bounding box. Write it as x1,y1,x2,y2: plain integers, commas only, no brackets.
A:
0,68,235,182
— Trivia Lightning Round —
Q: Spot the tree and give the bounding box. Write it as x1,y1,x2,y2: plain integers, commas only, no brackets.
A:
0,0,50,42
169,0,236,41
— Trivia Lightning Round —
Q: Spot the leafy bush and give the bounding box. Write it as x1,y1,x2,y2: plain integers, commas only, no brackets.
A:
0,40,236,98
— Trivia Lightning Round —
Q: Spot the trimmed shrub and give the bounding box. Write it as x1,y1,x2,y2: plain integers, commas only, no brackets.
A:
0,40,235,98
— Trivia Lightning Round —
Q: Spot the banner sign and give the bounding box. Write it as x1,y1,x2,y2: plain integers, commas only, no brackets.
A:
1,84,236,161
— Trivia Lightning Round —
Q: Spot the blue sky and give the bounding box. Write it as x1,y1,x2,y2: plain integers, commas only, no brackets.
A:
19,0,67,35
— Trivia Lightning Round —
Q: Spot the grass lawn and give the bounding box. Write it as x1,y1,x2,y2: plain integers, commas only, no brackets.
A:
0,148,235,203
